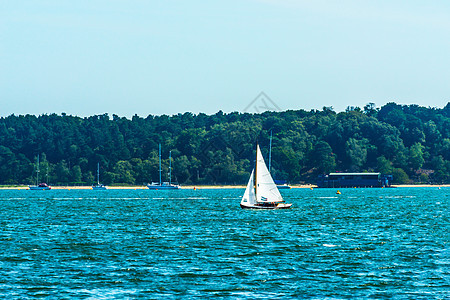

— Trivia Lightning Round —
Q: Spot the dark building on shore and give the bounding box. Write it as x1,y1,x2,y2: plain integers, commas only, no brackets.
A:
317,173,392,188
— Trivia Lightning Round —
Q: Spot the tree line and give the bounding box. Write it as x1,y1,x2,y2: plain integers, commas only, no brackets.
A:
0,102,449,186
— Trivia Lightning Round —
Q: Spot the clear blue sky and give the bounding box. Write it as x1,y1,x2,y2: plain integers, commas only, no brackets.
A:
1,0,449,117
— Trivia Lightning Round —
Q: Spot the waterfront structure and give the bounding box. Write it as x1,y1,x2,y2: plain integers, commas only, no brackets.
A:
317,172,392,188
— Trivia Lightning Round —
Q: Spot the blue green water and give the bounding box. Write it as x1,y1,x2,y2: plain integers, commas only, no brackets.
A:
0,188,448,299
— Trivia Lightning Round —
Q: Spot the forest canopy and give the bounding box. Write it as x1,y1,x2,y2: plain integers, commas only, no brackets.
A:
1,102,449,186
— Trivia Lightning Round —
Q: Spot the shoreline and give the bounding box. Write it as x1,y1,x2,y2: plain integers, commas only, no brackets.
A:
1,184,449,190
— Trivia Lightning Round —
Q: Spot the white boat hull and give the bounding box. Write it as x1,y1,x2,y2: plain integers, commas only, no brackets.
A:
147,185,180,190
277,185,291,189
240,202,292,209
29,186,51,190
92,185,107,190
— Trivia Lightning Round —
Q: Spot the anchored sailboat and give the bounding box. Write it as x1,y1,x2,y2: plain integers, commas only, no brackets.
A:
29,154,51,190
147,144,180,190
240,144,292,209
92,163,107,190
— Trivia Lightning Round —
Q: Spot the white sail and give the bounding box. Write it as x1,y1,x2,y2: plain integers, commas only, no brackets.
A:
241,169,256,205
255,144,283,203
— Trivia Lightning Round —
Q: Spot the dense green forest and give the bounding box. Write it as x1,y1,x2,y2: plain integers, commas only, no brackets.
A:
1,102,449,186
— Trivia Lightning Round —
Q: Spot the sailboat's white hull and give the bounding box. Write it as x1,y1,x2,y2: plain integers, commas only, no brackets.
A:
92,185,107,190
147,184,180,190
29,186,51,190
276,184,291,189
240,202,292,209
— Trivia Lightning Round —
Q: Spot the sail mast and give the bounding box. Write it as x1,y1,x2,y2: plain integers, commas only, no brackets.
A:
36,154,40,185
254,144,258,197
268,131,272,172
159,144,162,185
97,163,100,185
169,150,172,185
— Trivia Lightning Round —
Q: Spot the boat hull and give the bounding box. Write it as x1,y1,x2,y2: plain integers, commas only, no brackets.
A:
29,186,51,190
92,185,107,190
147,185,180,190
240,203,292,209
276,185,291,189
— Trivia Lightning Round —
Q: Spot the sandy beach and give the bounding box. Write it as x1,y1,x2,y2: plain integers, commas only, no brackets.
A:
0,185,246,190
391,184,450,188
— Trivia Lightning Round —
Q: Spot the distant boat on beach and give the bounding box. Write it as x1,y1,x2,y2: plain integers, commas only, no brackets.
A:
92,163,107,190
147,144,180,190
29,154,51,190
274,180,292,189
240,143,292,209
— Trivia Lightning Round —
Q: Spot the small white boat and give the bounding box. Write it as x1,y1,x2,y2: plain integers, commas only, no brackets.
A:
276,183,292,189
92,163,107,190
240,144,292,209
147,144,180,190
29,183,51,190
92,184,107,190
29,154,51,190
147,182,180,190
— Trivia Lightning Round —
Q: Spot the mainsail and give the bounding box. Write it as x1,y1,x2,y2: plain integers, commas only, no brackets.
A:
255,144,283,203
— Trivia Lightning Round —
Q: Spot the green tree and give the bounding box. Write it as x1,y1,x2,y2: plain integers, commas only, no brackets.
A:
363,102,377,117
55,160,70,184
173,155,191,184
345,138,368,171
313,141,336,174
84,171,95,185
113,161,135,184
377,156,393,174
0,146,17,184
409,143,425,171
392,168,409,184
419,173,429,183
70,165,82,183
272,146,302,181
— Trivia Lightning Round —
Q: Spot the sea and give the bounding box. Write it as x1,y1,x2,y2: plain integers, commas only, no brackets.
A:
0,187,448,299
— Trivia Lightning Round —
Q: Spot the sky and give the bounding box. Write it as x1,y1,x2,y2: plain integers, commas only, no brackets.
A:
1,0,450,118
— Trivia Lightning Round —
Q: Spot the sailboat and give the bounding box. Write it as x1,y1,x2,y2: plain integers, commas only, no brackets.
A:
147,144,180,190
268,131,291,189
92,163,107,190
29,154,51,190
240,144,292,209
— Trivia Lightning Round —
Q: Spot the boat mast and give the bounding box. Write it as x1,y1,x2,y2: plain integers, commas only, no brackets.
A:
36,154,40,185
268,130,272,172
254,144,258,197
97,163,100,185
159,144,162,185
169,150,172,185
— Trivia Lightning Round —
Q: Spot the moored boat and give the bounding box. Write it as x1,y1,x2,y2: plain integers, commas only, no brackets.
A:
274,179,292,189
92,163,107,190
29,182,51,190
92,184,107,190
147,144,180,190
147,182,180,190
28,154,51,190
276,184,292,189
